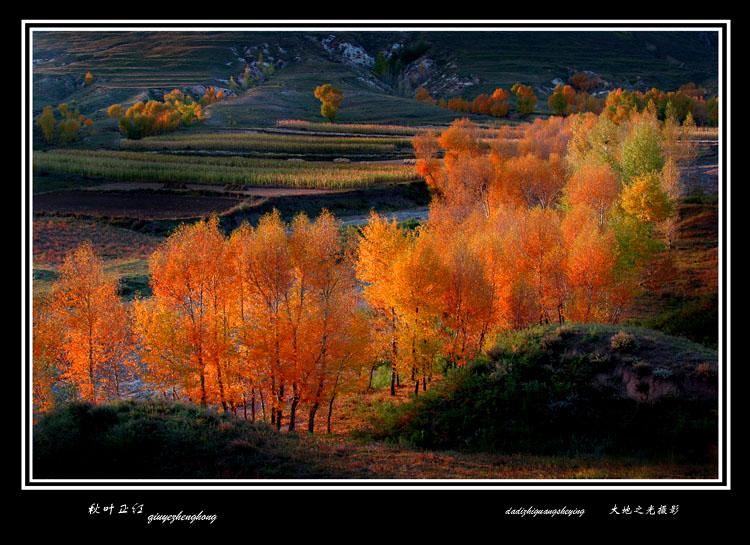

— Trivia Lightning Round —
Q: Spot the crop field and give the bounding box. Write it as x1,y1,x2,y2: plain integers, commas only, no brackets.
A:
119,130,415,156
33,148,420,190
30,126,429,289
275,119,426,135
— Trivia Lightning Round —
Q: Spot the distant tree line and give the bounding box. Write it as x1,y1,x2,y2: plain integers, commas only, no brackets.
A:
416,73,718,126
415,83,536,119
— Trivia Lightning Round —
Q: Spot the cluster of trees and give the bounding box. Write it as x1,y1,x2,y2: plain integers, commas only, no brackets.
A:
107,87,224,140
35,101,93,144
547,72,606,116
34,212,372,432
548,73,607,116
603,83,718,126
314,84,344,123
399,107,693,391
416,83,539,118
511,83,538,117
416,86,512,118
548,84,606,116
417,74,716,126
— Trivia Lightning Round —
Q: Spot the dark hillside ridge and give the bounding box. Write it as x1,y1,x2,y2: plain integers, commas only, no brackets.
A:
358,324,718,459
32,29,719,124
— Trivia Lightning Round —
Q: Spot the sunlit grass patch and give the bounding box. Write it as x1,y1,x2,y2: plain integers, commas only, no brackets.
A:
34,149,418,189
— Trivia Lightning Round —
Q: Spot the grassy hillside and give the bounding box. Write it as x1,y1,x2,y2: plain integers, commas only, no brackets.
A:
356,323,718,461
31,29,719,128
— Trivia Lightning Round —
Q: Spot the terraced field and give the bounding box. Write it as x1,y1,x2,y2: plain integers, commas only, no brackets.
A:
33,147,419,189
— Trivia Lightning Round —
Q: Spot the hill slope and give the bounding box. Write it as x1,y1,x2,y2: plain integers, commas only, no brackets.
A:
31,28,720,125
358,324,718,459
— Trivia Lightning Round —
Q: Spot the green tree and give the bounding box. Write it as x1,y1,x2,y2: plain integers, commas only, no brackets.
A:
374,52,389,78
617,112,665,183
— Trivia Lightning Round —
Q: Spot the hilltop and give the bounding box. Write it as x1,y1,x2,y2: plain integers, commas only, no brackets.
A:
31,29,719,126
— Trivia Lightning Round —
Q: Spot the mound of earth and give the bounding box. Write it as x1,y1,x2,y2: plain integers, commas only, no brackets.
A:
360,324,719,459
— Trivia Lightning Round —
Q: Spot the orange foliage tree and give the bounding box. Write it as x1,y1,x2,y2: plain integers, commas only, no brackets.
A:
408,109,683,342
355,212,411,395
45,242,134,404
138,217,232,408
563,161,621,225
387,227,447,394
135,210,368,431
314,84,344,123
548,84,577,115
287,211,369,431
32,296,66,416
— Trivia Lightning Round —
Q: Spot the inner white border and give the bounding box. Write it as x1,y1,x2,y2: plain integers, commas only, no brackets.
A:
21,19,730,492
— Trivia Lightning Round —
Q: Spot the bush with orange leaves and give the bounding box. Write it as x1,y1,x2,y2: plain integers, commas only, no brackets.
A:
109,87,223,139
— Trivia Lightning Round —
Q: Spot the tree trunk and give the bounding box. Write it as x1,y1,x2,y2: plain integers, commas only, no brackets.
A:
276,383,284,431
327,395,336,434
88,331,96,404
216,359,227,412
289,388,299,432
390,309,398,396
199,366,207,407
308,402,319,433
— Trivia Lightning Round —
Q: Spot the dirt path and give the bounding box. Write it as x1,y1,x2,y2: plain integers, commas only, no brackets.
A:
85,182,344,197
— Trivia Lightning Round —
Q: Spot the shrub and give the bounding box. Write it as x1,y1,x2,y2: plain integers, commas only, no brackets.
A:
611,331,639,353
32,399,342,479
